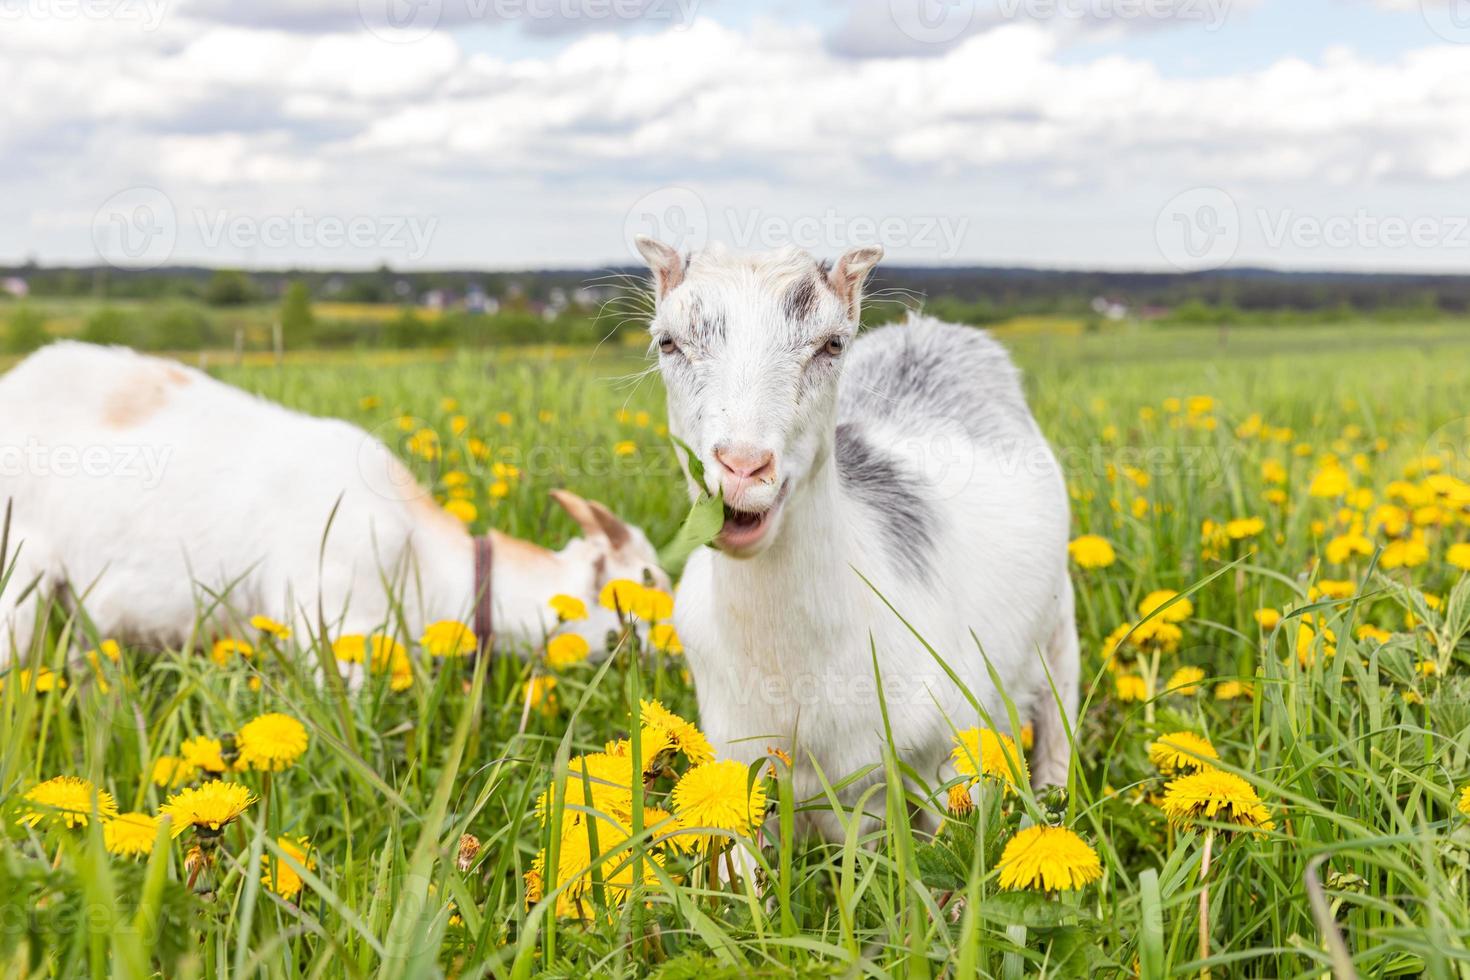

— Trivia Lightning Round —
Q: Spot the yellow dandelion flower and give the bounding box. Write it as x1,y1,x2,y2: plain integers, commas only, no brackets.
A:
211,638,253,666
1115,674,1148,702
263,837,315,899
251,615,291,640
598,579,645,616
1139,589,1193,623
420,620,475,658
444,499,477,524
951,728,1029,791
18,776,118,829
1458,785,1470,818
549,594,589,622
1159,769,1272,832
1224,516,1264,540
613,440,637,457
1,667,66,693
1308,464,1352,498
1165,666,1206,696
1253,608,1281,630
525,675,558,717
87,639,122,663
996,825,1103,892
152,755,195,789
635,588,675,622
1147,731,1220,775
160,780,256,838
647,623,684,654
104,812,159,858
1448,543,1470,572
237,713,309,771
640,698,715,764
671,760,768,838
181,736,226,774
1355,624,1392,644
546,633,591,669
332,634,367,663
1067,534,1116,569
946,783,975,816
1214,680,1253,701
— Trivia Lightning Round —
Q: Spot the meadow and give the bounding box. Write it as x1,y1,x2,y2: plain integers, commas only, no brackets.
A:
4,318,1470,978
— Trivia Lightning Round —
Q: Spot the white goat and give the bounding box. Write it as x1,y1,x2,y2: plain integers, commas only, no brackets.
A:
0,342,665,672
636,237,1078,838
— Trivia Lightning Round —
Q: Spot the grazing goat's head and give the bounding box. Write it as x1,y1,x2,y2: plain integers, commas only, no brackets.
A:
550,489,671,593
636,237,883,557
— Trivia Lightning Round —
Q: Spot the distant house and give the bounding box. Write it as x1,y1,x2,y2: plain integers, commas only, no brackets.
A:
2,276,29,299
464,284,499,314
1090,295,1129,321
422,289,447,312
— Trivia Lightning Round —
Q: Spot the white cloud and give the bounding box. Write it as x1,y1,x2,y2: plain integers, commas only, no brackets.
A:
1,11,1469,270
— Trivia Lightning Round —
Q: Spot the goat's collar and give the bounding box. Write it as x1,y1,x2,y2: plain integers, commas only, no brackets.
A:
473,534,495,654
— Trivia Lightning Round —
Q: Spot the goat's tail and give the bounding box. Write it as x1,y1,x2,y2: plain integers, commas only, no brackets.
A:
1032,575,1081,788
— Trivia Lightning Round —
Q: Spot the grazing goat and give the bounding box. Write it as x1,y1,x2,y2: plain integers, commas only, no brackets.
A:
636,237,1078,838
0,342,664,673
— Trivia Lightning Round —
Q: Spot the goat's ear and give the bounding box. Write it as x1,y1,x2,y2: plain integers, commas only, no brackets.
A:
634,235,686,300
585,498,633,549
827,245,884,320
550,489,632,549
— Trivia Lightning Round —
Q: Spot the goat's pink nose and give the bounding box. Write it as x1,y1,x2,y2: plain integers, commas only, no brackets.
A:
714,445,776,483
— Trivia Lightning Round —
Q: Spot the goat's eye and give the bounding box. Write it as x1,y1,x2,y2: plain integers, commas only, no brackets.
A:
822,336,846,357
658,336,679,356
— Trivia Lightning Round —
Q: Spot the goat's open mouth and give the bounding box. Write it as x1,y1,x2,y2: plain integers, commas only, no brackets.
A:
716,482,789,552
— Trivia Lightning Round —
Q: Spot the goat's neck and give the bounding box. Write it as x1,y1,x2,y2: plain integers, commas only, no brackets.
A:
410,521,597,644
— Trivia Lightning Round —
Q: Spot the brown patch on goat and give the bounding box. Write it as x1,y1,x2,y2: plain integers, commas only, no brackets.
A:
102,364,192,429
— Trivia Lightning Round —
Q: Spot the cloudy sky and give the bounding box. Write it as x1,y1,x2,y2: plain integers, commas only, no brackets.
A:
3,0,1469,272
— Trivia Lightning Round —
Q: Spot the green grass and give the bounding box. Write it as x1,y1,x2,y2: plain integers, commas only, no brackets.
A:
5,321,1470,977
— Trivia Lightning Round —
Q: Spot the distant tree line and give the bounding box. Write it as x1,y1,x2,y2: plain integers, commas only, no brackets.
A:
6,262,1470,317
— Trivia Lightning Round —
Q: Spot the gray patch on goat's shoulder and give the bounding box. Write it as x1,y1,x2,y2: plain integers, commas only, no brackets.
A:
835,423,935,582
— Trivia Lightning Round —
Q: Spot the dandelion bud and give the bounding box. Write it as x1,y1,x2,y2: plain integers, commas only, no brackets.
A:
219,731,239,769
946,784,975,817
457,833,481,873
